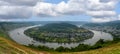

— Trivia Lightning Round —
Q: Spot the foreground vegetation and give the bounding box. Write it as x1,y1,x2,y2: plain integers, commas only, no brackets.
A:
54,42,120,54
0,37,48,54
1,35,120,54
27,38,120,52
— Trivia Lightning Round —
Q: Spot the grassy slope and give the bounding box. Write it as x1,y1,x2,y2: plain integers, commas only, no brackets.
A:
0,37,49,54
0,33,120,54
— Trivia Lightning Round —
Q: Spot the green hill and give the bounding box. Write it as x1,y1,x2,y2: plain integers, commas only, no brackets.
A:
25,23,94,43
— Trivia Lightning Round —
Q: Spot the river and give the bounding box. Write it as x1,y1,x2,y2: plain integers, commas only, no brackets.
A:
8,25,113,48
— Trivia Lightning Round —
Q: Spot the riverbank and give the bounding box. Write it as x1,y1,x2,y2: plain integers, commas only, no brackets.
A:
8,25,113,49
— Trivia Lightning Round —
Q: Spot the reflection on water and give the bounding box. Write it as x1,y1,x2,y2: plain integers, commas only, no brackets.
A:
9,25,113,49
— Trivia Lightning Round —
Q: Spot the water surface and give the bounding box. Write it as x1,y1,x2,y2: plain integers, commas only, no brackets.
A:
9,25,113,48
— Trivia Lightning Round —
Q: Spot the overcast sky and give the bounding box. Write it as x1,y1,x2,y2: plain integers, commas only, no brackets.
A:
0,0,120,22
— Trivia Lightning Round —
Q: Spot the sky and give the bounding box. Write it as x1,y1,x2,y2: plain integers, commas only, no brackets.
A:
0,0,120,22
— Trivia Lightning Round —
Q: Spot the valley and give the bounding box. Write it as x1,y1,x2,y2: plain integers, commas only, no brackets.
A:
0,21,120,54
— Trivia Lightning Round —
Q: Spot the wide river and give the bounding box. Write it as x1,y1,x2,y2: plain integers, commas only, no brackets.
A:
8,25,113,48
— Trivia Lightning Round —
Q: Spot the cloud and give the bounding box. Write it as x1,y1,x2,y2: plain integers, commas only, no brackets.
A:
86,0,119,22
0,6,32,19
86,0,118,11
56,0,86,15
0,0,41,6
33,2,58,17
33,0,119,22
0,0,119,22
0,0,36,19
87,11,116,18
33,0,86,17
0,1,9,6
119,15,120,20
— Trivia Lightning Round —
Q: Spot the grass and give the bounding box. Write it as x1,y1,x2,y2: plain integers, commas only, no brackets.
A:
0,37,49,54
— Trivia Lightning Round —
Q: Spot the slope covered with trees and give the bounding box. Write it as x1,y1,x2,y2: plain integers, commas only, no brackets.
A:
25,23,94,43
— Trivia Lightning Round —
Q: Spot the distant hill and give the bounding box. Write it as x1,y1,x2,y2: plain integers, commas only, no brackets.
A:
28,21,88,25
83,20,120,28
83,20,120,39
39,23,78,32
